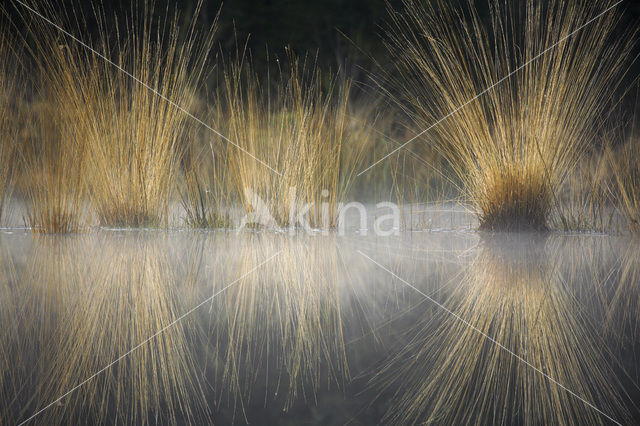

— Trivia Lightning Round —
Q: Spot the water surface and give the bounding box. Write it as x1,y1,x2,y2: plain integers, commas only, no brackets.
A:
1,230,639,424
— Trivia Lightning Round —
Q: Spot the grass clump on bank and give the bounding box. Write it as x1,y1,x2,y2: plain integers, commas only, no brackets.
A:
386,0,632,231
21,0,216,228
223,56,371,229
181,53,374,230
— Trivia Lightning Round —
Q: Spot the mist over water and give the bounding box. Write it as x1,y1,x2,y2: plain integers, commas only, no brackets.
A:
0,228,638,424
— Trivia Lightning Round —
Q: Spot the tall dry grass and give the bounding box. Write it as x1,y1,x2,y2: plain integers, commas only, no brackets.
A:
386,0,633,231
180,106,234,228
0,31,17,223
548,115,640,234
21,0,216,228
18,100,87,233
196,54,374,229
609,134,640,232
552,146,615,232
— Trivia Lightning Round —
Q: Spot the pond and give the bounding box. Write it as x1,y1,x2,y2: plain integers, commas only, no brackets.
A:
1,229,639,424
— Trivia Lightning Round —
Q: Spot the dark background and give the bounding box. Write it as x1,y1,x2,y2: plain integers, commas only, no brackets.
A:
6,1,640,69
157,0,640,93
4,0,640,102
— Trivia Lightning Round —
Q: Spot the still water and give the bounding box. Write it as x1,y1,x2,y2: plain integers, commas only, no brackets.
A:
1,230,639,424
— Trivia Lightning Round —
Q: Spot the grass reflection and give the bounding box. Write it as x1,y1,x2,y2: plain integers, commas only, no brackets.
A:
372,234,634,425
1,232,639,424
2,234,208,424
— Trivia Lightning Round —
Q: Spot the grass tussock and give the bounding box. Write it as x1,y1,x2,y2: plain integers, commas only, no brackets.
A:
198,53,374,229
0,31,17,223
387,0,633,231
23,0,216,228
18,101,87,233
